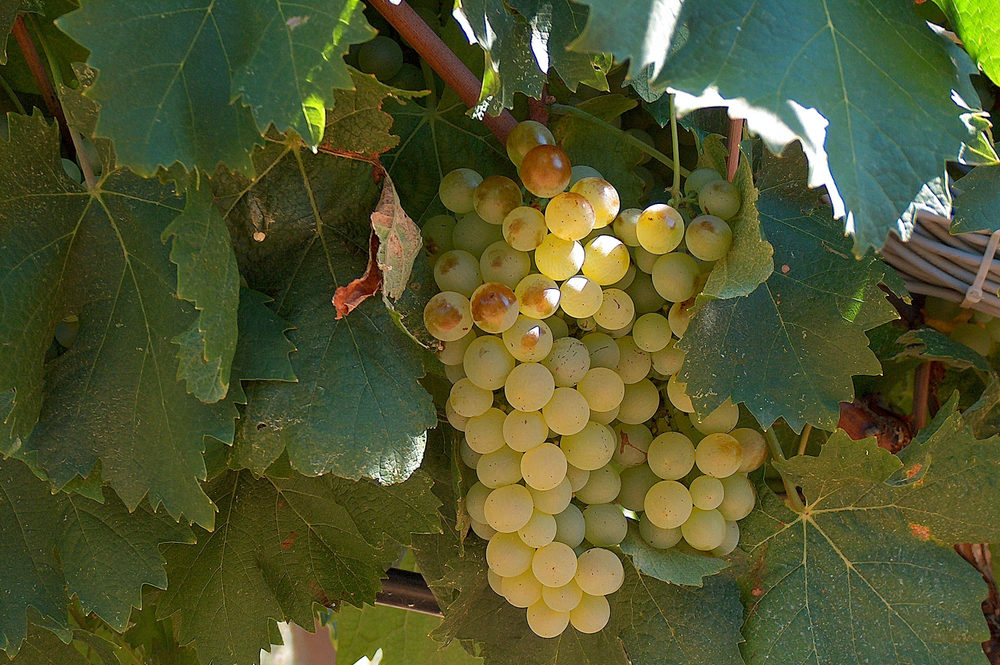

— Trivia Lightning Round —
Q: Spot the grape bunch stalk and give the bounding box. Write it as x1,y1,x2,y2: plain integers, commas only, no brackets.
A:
423,119,767,639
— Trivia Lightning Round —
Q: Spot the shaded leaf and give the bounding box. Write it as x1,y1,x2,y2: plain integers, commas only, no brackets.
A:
951,165,1000,233
619,523,728,587
8,625,119,665
0,1,41,66
893,327,991,372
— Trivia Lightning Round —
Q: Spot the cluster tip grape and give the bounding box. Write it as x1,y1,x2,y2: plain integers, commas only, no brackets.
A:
424,120,765,639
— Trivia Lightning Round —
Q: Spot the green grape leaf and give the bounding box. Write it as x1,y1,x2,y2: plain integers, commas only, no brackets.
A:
0,112,231,528
932,0,1000,86
159,468,440,665
58,0,375,175
323,70,415,159
216,142,435,481
0,458,192,655
951,165,1000,233
162,180,240,403
619,523,728,587
9,626,119,665
739,404,1000,665
892,328,991,372
123,602,201,665
384,90,514,223
231,287,297,387
678,144,896,431
0,1,84,94
626,0,976,252
335,604,483,665
696,135,773,298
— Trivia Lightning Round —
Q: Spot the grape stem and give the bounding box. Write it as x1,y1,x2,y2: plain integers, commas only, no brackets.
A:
0,71,25,115
764,429,806,512
668,94,681,200
548,103,691,178
725,117,742,181
796,424,812,457
364,0,517,144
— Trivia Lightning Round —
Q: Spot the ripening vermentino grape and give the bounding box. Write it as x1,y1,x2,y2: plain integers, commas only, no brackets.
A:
423,120,764,639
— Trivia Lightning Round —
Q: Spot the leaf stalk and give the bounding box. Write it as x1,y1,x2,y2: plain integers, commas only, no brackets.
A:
765,429,806,512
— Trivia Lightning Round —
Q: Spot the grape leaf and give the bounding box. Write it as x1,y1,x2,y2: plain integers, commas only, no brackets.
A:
0,458,192,655
739,405,1000,665
123,600,201,665
0,112,231,528
323,70,415,160
0,1,85,95
8,625,119,665
334,604,483,665
163,180,240,403
159,468,440,665
951,164,1000,233
215,142,435,482
619,523,728,587
368,173,423,302
892,328,991,372
58,0,375,175
0,1,41,65
932,0,1000,86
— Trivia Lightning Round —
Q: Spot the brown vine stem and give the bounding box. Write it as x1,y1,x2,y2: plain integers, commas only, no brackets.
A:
365,0,517,144
912,361,931,432
726,116,742,181
12,16,69,143
764,429,805,512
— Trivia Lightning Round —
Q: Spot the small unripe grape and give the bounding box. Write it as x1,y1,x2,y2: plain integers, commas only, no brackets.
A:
424,291,473,341
502,206,547,251
698,179,741,220
439,168,483,213
570,177,621,228
421,214,455,261
637,204,685,254
684,168,723,196
453,212,503,256
357,35,403,80
569,165,603,185
470,282,519,333
507,120,555,167
520,144,572,198
545,192,596,241
474,175,522,224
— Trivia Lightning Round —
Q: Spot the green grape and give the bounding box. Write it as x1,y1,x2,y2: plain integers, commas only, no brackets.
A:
632,313,671,353
581,332,620,369
545,192,596,241
560,421,615,470
546,315,570,339
650,340,684,375
639,514,682,549
590,405,619,425
667,299,694,337
647,432,695,480
593,289,635,331
526,600,570,638
465,408,507,454
480,240,530,288
684,167,723,195
477,446,523,488
681,507,726,550
521,441,568,491
542,580,583,612
632,245,659,273
433,249,482,297
503,410,549,452
542,387,591,435
484,483,534,532
439,168,483,214
560,275,603,318
460,438,481,468
613,423,653,469
553,504,586,547
529,477,573,514
535,235,585,280
515,273,561,319
569,165,603,185
453,212,503,255
698,179,741,220
464,335,515,389
732,428,768,473
616,379,659,425
636,204,685,254
424,291,473,341
566,464,590,492
386,62,424,90
465,481,492,523
422,214,455,262
576,367,625,412
711,520,741,556
612,208,642,247
503,206,547,251
507,120,555,167
695,433,743,478
471,519,498,540
582,235,631,285
691,399,739,435
569,593,610,634
502,316,553,362
574,547,624,595
583,503,628,547
519,510,558,548
446,401,469,431
576,317,597,333
651,252,699,302
574,464,621,505
504,362,555,412
950,323,993,356
448,377,493,418
717,474,756,521
626,271,666,314
474,175,523,224
570,177,621,228
470,282,520,333
618,464,659,512
502,569,543,608
61,158,83,184
644,480,693,529
532,541,578,587
520,144,572,198
487,568,504,596
486,531,534,576
610,262,636,290
688,474,725,510
357,35,403,80
685,214,733,261
614,336,651,384
54,314,80,348
543,337,591,387
444,363,467,383
666,373,694,412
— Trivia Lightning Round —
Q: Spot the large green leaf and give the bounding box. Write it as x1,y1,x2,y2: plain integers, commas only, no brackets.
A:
335,603,483,665
951,164,1000,233
0,459,192,655
57,0,375,175
933,0,1000,86
159,468,440,665
8,625,119,665
0,112,231,528
739,405,1000,664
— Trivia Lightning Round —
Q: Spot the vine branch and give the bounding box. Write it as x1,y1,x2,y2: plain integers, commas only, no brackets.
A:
12,15,70,143
764,429,805,512
726,116,742,181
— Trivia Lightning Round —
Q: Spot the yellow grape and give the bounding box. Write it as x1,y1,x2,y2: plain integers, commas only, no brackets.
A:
474,175,522,224
535,234,585,280
560,275,604,318
439,168,483,213
424,291,473,341
582,235,631,285
636,204,684,254
506,120,555,167
545,192,596,241
502,206,547,251
520,144,572,198
570,177,621,228
515,273,561,319
470,282,520,333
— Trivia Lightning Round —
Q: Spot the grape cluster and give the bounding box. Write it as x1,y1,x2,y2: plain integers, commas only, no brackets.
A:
423,120,766,638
